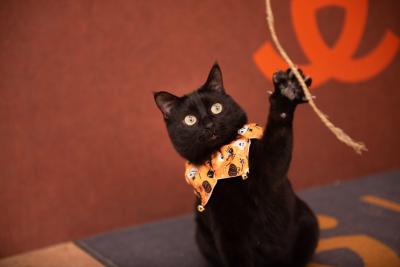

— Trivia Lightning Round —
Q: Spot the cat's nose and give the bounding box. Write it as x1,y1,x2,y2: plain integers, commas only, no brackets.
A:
203,119,213,129
205,121,213,129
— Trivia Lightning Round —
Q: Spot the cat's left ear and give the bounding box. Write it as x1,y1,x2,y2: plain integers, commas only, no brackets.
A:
153,91,180,119
203,63,225,93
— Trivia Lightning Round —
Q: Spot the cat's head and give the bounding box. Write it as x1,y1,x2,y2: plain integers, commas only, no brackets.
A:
154,63,247,164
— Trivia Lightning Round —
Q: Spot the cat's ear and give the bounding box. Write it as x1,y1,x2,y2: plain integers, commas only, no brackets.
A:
203,63,225,93
153,91,180,119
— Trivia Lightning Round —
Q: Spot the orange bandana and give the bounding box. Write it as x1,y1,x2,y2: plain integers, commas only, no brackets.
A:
184,123,263,212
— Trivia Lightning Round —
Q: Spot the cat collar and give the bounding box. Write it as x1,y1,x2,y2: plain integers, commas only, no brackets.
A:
184,123,263,212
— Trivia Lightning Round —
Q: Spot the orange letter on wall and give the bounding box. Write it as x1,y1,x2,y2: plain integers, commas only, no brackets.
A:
253,0,399,88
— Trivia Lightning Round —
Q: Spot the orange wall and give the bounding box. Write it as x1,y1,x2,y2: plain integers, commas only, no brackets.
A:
0,0,399,257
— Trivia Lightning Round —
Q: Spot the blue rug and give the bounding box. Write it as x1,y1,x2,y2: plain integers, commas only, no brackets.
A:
76,171,400,267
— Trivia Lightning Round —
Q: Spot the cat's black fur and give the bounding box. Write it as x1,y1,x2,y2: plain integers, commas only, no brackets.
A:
154,64,319,267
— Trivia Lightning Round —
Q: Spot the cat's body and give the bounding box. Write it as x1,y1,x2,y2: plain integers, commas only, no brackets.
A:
154,64,319,267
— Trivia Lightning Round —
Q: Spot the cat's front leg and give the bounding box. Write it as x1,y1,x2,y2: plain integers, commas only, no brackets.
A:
251,68,312,185
215,233,256,267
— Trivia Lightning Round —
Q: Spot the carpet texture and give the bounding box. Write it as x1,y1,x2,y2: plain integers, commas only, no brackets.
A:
76,171,400,267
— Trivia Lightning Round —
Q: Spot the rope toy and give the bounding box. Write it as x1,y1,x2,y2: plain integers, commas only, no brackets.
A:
265,0,367,154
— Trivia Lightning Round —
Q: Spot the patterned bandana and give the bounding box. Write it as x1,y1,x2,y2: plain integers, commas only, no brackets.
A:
184,123,263,212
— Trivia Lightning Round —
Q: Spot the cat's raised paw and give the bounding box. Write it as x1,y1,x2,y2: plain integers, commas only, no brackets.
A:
272,68,312,104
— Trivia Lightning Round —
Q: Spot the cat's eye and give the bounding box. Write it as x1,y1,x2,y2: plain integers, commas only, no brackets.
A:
184,115,197,126
211,103,223,114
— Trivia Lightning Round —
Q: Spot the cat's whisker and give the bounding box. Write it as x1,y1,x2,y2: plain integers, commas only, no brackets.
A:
267,90,273,95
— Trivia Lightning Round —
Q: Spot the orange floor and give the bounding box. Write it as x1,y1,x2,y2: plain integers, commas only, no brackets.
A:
0,243,103,267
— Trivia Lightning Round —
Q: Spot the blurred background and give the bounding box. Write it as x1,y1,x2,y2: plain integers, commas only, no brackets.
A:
0,0,399,258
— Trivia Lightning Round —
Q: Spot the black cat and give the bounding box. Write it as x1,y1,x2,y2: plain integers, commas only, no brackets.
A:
154,63,319,267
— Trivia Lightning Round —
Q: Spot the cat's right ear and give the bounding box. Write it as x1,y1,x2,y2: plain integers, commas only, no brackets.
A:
153,91,180,119
203,63,225,93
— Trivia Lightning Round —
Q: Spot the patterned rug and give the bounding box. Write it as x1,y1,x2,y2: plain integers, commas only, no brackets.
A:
76,171,400,267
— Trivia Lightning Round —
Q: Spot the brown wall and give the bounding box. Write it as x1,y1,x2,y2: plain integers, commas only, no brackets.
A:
0,0,399,257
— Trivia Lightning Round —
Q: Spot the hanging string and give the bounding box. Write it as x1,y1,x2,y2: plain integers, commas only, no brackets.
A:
265,0,367,154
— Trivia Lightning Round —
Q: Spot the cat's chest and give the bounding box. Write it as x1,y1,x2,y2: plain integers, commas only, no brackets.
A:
203,175,292,218
205,176,258,210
